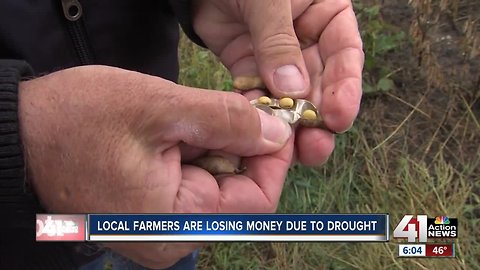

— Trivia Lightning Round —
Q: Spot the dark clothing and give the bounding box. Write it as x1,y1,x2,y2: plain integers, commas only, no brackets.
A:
0,0,202,268
0,0,195,80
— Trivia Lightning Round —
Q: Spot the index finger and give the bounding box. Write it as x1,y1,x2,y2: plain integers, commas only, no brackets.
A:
216,136,294,213
318,3,364,132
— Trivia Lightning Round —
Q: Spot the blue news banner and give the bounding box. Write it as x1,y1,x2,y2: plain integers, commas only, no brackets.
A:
88,214,389,242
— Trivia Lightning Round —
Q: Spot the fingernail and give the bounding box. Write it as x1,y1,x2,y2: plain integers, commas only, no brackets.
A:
325,113,354,134
339,121,354,134
257,109,292,144
273,65,305,94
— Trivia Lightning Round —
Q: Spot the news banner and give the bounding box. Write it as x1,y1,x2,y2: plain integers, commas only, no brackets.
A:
36,214,457,258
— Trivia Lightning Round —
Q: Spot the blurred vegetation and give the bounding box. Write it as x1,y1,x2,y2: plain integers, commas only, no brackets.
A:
179,39,232,91
354,1,406,95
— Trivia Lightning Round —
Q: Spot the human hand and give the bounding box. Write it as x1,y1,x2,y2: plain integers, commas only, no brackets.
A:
19,65,293,268
193,0,364,165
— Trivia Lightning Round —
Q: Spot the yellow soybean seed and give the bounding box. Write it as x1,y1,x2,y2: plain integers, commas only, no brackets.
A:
301,109,317,120
279,97,294,108
233,76,265,90
257,96,272,105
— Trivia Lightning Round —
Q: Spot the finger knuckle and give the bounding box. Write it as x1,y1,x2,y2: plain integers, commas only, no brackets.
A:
222,92,257,131
255,32,301,58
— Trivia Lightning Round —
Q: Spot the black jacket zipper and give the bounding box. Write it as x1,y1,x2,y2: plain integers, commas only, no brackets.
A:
61,0,94,65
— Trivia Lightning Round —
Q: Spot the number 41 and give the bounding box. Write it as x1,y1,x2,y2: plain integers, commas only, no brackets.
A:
393,215,428,242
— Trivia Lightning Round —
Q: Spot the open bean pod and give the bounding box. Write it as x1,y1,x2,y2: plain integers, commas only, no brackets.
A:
192,74,338,176
250,96,333,132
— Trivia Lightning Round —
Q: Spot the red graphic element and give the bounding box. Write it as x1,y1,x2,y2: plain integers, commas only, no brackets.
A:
36,214,86,241
425,243,454,257
403,217,419,238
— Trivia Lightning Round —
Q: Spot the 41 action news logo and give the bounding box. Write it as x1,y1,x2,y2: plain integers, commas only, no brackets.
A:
36,214,86,241
393,215,458,242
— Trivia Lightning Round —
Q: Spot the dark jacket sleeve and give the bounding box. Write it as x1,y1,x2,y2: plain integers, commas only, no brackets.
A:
0,60,81,269
169,0,207,48
0,0,195,216
0,59,42,228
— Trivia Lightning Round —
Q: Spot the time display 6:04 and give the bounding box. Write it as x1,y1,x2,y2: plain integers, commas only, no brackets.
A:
398,244,426,257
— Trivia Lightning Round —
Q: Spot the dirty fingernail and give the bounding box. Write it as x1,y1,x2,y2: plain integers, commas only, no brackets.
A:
273,65,306,94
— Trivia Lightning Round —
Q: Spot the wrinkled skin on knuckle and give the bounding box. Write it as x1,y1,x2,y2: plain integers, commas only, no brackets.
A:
130,81,182,145
222,92,261,145
255,32,301,60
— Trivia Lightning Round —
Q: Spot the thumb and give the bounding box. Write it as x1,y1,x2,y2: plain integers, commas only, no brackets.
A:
242,0,310,98
149,87,292,157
